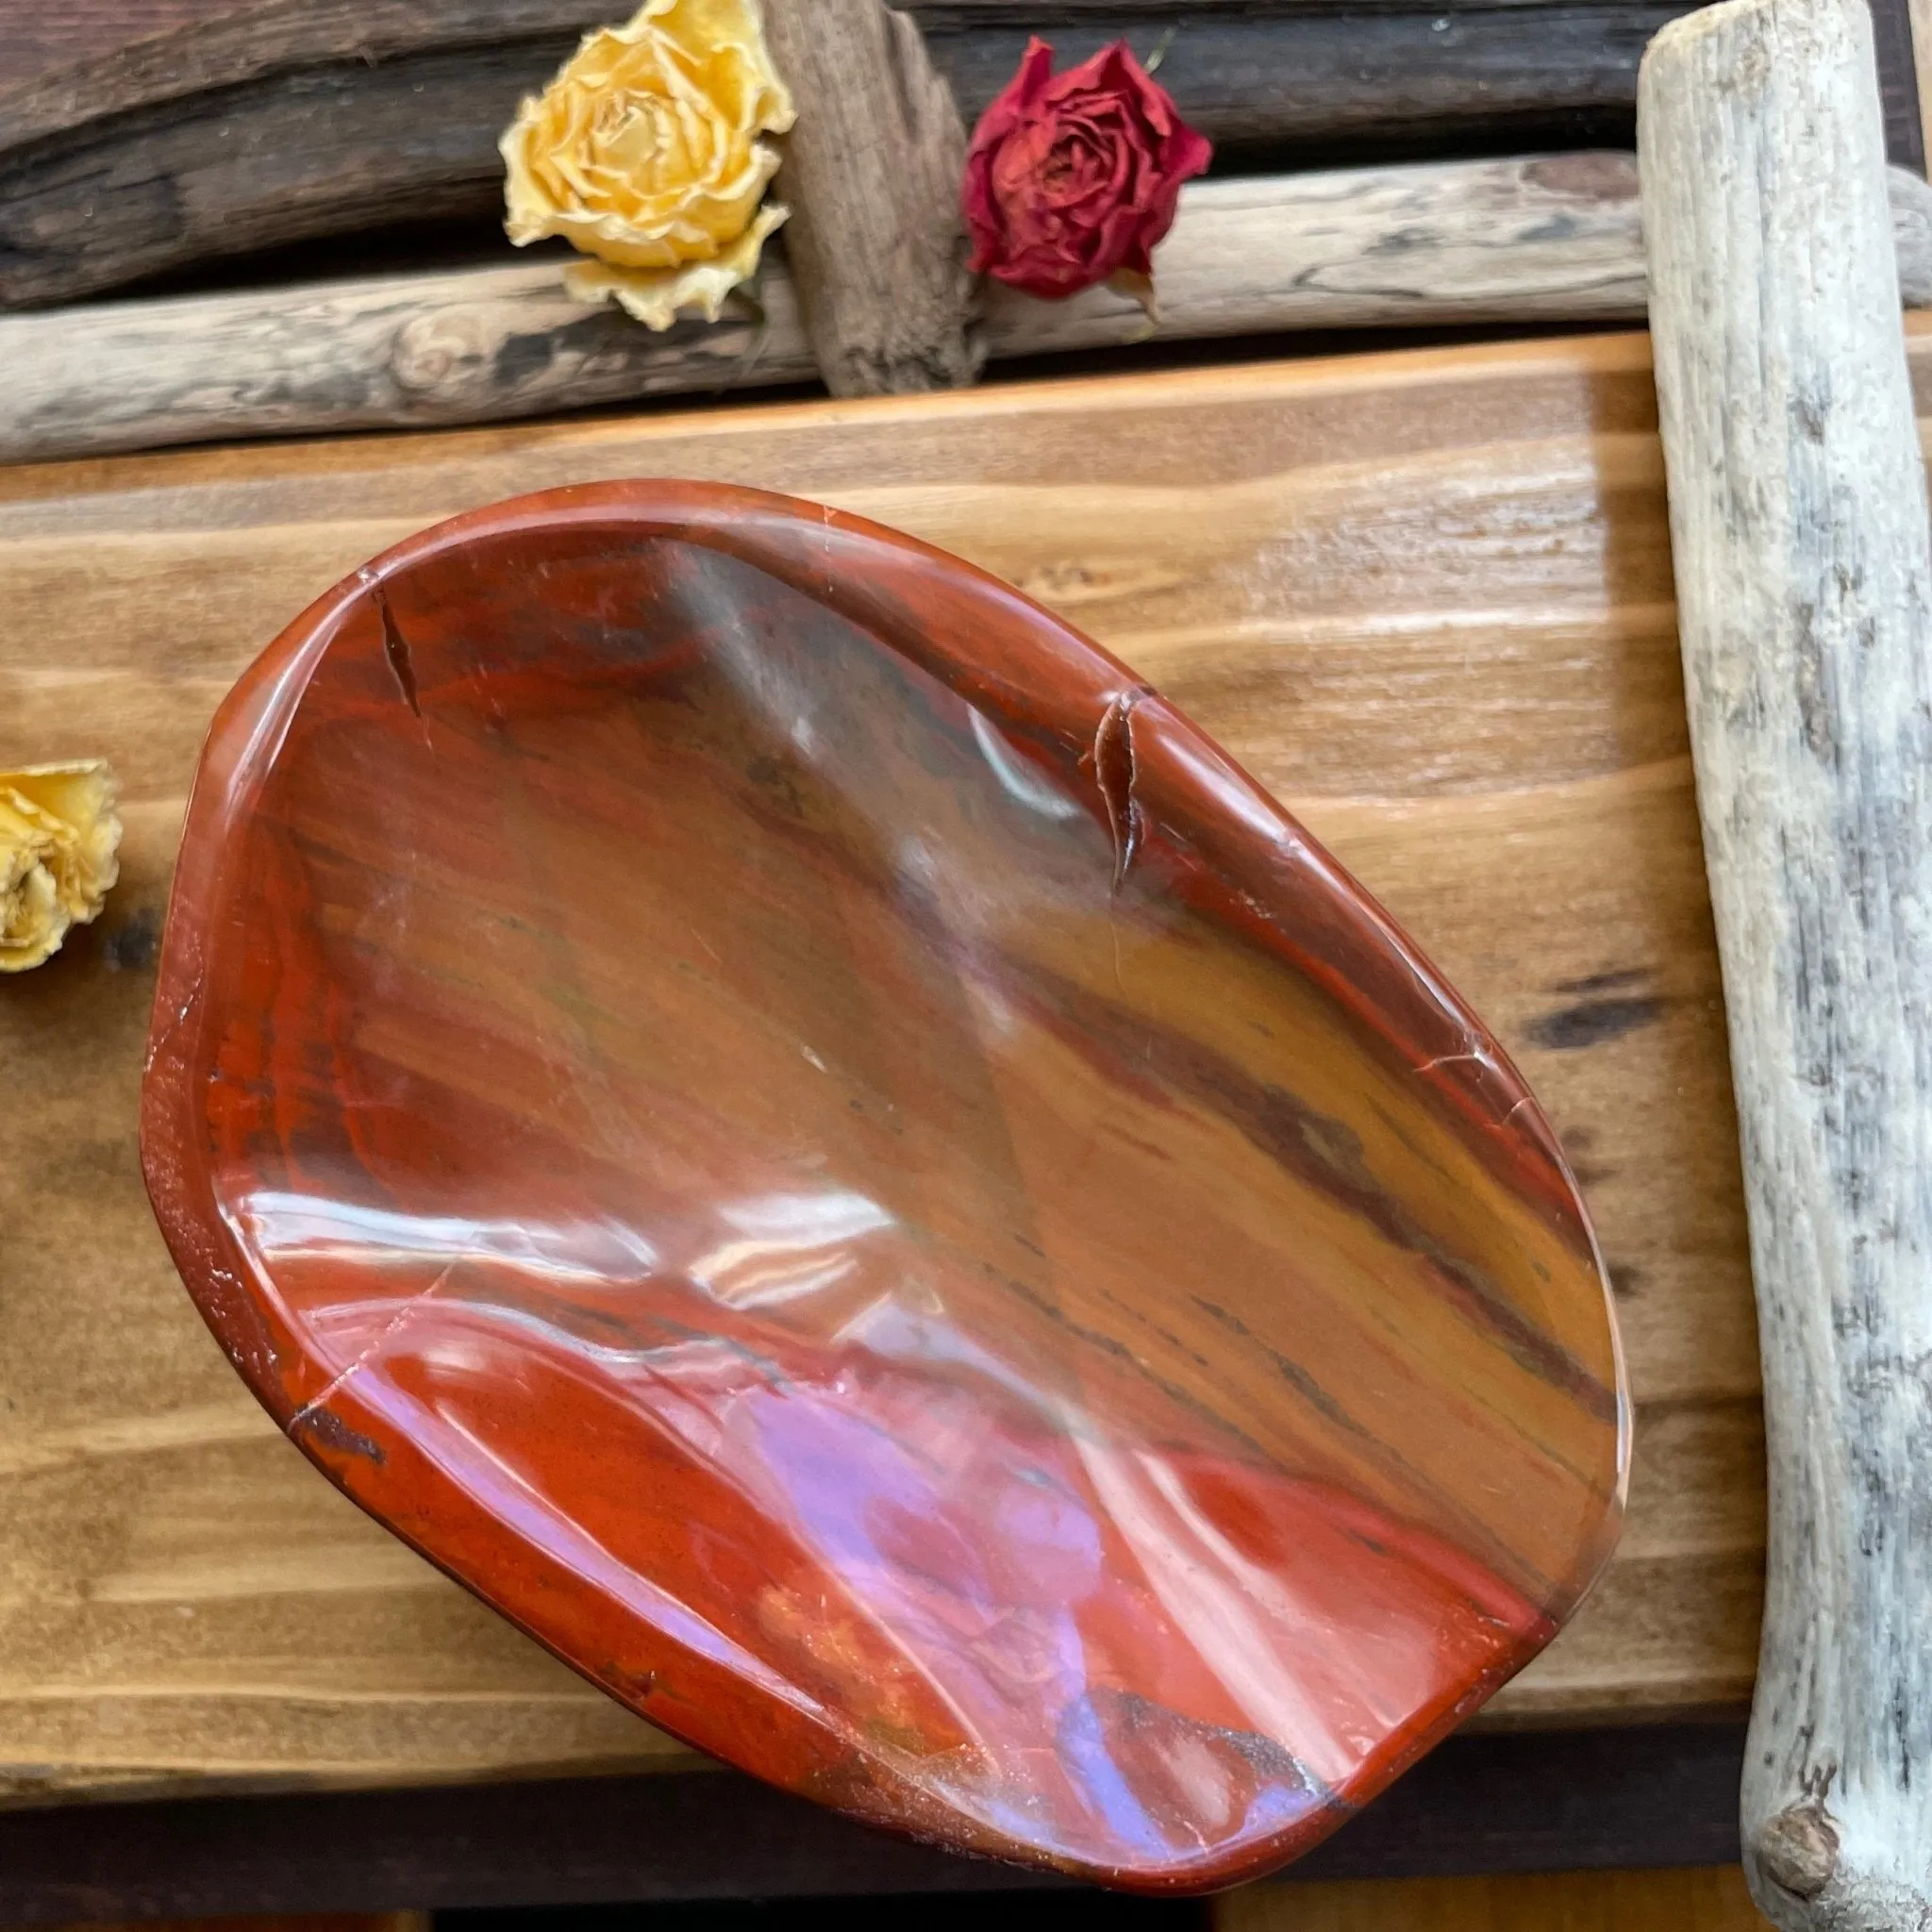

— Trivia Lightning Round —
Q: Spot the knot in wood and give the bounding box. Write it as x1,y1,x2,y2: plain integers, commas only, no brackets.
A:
1522,152,1639,205
389,310,492,401
1758,1800,1841,1900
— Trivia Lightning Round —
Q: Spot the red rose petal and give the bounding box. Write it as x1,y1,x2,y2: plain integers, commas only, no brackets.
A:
962,36,1214,300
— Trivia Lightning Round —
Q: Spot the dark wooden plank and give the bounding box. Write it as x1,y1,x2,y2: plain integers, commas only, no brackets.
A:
0,39,587,307
4,0,1911,191
1872,0,1927,173
919,0,1678,11
0,2,1695,309
0,0,1712,90
454,1899,1207,1930
929,7,1684,158
0,1727,1746,1921
0,0,216,89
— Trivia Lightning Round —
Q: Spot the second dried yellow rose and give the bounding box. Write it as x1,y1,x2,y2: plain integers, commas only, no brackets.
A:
0,761,122,973
501,0,795,330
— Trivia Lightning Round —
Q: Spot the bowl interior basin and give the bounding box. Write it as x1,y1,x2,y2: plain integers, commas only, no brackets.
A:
142,484,1624,1891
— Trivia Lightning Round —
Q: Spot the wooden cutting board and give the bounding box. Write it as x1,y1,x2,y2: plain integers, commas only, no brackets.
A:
0,322,1847,1803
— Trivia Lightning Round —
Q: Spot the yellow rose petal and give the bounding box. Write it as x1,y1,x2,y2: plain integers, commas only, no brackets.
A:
501,0,795,319
0,803,65,973
565,200,787,329
0,760,122,972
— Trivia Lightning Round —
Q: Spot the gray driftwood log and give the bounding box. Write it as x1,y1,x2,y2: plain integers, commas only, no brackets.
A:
759,0,979,395
8,151,1932,466
1641,0,1932,1926
0,0,1696,309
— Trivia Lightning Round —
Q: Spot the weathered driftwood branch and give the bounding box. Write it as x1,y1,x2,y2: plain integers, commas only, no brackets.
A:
760,0,979,395
8,152,1932,466
0,0,1696,309
1641,1,1932,1927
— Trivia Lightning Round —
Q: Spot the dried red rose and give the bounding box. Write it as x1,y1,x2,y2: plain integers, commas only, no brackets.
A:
961,37,1212,302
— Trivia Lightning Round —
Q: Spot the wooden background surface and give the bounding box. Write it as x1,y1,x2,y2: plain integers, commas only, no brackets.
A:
0,318,1857,1801
0,0,1921,181
1217,1865,1770,1930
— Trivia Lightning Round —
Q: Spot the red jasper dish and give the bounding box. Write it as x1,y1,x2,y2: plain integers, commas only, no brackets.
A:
141,483,1626,1892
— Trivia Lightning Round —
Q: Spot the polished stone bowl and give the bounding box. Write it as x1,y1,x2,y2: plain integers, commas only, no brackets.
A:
142,482,1625,1891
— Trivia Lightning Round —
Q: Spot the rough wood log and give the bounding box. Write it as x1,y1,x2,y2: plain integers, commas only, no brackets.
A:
759,0,978,395
0,2,1700,310
1640,0,1932,1926
0,0,599,310
7,152,1931,467
922,4,1686,154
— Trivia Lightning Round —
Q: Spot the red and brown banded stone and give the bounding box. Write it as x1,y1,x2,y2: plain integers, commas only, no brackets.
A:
141,483,1625,1892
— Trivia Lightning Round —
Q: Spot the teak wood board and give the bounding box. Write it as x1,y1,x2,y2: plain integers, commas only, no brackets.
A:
1,319,1881,1804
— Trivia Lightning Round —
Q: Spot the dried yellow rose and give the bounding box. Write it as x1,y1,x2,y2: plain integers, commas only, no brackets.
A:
0,761,122,973
501,0,795,331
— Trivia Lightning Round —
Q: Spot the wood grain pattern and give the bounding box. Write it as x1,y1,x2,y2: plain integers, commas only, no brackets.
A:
54,1918,428,1932
6,319,1899,1802
0,1729,1758,1914
1218,1864,1773,1930
9,156,1932,466
0,154,1669,463
0,0,1677,96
